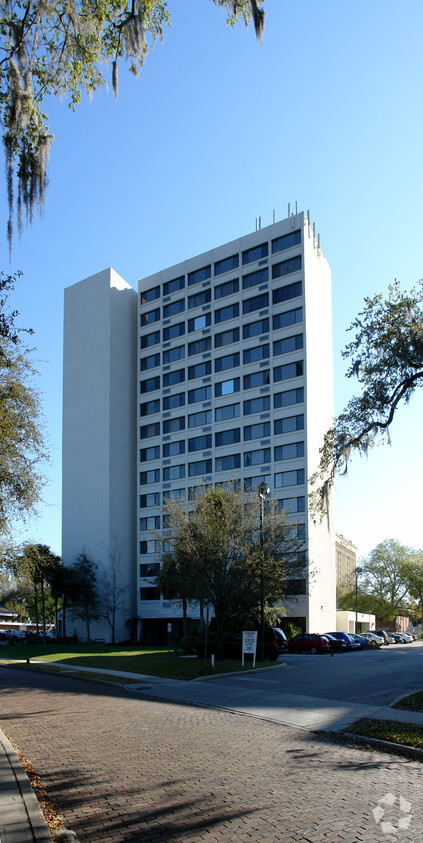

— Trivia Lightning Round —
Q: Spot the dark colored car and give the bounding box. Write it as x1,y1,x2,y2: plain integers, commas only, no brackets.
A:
267,627,288,655
287,633,331,655
349,633,370,649
324,633,347,653
325,631,361,651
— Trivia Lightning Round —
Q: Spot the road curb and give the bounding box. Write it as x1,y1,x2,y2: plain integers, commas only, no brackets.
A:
0,728,52,841
342,730,423,761
192,662,288,681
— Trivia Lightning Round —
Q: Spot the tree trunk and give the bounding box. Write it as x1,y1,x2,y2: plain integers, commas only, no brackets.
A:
40,576,46,643
34,581,39,636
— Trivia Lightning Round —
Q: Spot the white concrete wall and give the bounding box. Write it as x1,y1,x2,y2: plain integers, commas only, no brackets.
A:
62,269,137,642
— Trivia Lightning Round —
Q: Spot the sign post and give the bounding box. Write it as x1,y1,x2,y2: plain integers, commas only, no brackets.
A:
242,630,258,668
167,622,172,655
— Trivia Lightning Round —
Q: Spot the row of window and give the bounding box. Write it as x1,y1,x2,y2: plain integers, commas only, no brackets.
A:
139,491,306,513
141,333,303,373
140,576,306,600
141,278,302,329
141,413,304,446
139,517,306,540
141,231,302,304
140,444,304,476
140,439,304,468
141,307,303,352
140,361,303,397
144,458,305,481
141,387,303,420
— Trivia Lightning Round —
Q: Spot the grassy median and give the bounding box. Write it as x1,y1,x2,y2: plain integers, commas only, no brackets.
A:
0,642,280,681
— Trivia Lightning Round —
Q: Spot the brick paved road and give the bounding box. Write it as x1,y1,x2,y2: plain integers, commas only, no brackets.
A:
1,666,423,842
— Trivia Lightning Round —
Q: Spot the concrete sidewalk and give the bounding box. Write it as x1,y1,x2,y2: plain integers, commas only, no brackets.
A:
0,728,52,842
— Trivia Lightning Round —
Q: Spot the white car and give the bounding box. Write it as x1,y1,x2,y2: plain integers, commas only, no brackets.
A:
361,631,384,647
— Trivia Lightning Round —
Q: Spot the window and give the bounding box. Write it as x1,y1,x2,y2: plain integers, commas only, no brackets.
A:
188,337,211,356
140,422,160,439
243,370,270,389
274,361,303,382
215,327,240,348
141,330,160,349
188,265,211,286
243,396,270,415
274,415,304,434
243,293,269,314
189,459,212,477
215,377,240,397
140,493,160,508
188,361,211,380
163,345,185,364
163,275,184,296
140,399,160,416
163,298,185,318
271,229,301,254
214,254,239,275
139,562,160,577
188,409,212,428
273,335,303,356
272,255,302,280
243,343,269,364
215,403,240,422
163,440,185,457
274,469,305,488
243,317,269,339
274,442,304,461
163,368,185,387
215,454,241,472
242,267,269,290
163,322,185,341
215,303,239,323
215,428,240,447
215,352,240,373
140,352,160,371
214,278,239,300
140,376,160,394
163,464,185,481
244,422,270,441
242,242,268,265
274,387,304,409
140,587,161,600
141,285,160,304
189,434,212,452
188,385,212,404
285,578,307,596
188,289,211,309
163,416,185,433
273,281,303,305
296,523,306,540
140,539,160,554
244,447,271,467
141,307,160,326
188,313,211,332
277,496,305,513
140,446,159,462
163,392,185,410
273,308,303,331
244,475,269,492
139,516,160,532
139,469,160,484
163,488,185,502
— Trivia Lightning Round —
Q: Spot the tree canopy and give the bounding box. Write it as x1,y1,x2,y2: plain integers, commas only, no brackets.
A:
0,0,265,251
0,270,48,534
311,280,423,519
156,484,304,657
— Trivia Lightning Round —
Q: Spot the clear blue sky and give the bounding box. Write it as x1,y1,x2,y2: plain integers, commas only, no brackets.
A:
2,0,423,559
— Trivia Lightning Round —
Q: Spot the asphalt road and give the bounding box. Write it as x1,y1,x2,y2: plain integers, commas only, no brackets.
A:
1,661,423,842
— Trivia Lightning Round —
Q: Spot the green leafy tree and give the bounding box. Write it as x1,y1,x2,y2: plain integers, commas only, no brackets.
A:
0,270,47,534
157,485,303,658
6,542,62,636
0,0,265,250
311,281,423,519
350,539,412,623
67,550,101,641
403,550,423,623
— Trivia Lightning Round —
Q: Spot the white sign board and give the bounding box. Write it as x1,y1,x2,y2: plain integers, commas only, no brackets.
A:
242,630,258,667
167,623,172,633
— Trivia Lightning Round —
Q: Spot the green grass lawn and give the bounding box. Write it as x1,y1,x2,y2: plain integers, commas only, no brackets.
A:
0,642,279,681
347,718,423,751
393,691,423,712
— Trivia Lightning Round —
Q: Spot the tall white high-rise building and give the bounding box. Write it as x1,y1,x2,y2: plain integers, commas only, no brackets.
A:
62,210,336,641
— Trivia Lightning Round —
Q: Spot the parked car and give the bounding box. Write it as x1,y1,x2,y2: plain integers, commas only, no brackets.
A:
287,633,331,655
4,630,24,643
349,633,371,649
391,632,413,644
323,633,347,653
361,631,384,647
325,632,361,651
374,629,396,645
0,630,9,644
267,627,288,655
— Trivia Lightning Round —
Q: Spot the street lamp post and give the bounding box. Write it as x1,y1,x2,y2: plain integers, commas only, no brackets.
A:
258,481,270,661
355,566,362,633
